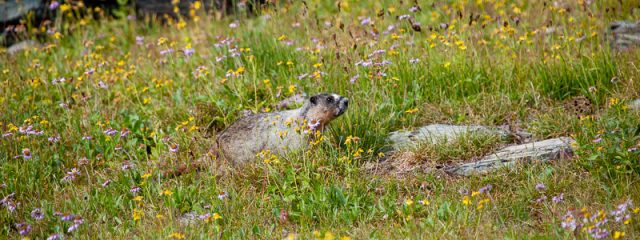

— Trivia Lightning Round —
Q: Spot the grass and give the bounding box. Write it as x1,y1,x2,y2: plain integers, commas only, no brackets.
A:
2,0,640,239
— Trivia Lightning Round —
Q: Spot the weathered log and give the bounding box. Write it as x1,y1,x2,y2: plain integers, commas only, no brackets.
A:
609,21,640,50
445,137,575,176
386,124,509,150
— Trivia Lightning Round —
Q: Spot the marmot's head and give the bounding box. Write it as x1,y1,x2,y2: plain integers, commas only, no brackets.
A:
303,93,349,126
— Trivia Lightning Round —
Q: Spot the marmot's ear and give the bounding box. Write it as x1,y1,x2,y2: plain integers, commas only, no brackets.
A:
310,96,318,105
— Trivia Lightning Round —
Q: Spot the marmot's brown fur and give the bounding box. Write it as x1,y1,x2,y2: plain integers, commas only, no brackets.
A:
216,93,349,164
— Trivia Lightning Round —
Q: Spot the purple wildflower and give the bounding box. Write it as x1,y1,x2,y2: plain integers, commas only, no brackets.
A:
49,1,59,10
136,36,144,45
536,195,547,203
198,213,210,220
552,193,564,204
102,180,112,188
535,183,546,191
217,192,228,200
306,120,321,133
98,81,108,89
51,77,66,84
47,234,62,240
1,193,17,212
360,17,371,26
375,60,392,66
229,22,239,28
595,217,608,227
215,56,226,62
169,143,179,153
560,211,577,231
31,208,44,220
183,48,195,57
588,227,609,239
130,186,141,193
104,128,118,136
398,15,411,20
121,162,132,171
349,74,360,84
16,223,31,236
409,6,420,12
67,217,83,232
62,168,80,182
160,48,174,55
355,60,373,67
61,214,74,221
368,49,385,57
120,128,130,138
22,148,32,160
479,184,493,193
48,135,61,143
82,135,92,141
383,25,396,35
19,125,32,134
297,73,309,80
84,68,95,75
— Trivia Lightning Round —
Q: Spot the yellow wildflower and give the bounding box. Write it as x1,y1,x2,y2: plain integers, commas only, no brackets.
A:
613,231,625,239
169,232,185,239
60,4,71,12
462,196,471,205
162,189,173,196
405,108,418,114
132,209,142,221
405,199,414,206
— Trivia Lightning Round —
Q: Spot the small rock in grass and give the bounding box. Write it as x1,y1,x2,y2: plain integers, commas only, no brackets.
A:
628,99,640,111
7,40,40,55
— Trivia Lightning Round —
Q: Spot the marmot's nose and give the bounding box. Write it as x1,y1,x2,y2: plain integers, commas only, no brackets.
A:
342,98,349,108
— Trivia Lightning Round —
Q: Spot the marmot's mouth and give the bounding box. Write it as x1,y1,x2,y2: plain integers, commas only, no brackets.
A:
335,97,349,116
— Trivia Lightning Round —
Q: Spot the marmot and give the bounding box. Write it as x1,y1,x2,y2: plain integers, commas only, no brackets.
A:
217,93,349,164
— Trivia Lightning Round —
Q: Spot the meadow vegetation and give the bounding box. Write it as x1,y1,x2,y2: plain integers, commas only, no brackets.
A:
2,0,640,239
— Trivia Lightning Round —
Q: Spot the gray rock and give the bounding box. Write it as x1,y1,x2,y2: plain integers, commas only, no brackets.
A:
387,124,509,150
7,40,40,55
0,0,43,23
628,99,640,111
609,21,640,50
446,137,575,176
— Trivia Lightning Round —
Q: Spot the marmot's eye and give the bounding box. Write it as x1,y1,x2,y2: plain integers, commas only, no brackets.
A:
326,97,333,103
